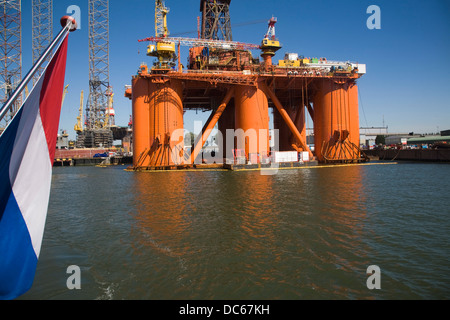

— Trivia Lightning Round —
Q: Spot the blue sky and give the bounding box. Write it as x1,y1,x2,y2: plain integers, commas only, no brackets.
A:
20,0,450,139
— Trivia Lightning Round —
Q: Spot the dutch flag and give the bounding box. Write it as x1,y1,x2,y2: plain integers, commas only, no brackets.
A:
0,35,69,300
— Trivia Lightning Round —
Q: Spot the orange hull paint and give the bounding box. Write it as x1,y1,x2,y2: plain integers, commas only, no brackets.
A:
132,78,184,167
313,79,360,162
234,85,270,160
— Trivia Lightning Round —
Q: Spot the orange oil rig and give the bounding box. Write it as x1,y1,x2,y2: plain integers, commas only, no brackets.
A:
125,0,368,170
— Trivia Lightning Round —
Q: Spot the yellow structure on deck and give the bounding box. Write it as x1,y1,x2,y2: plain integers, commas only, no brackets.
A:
147,0,176,69
260,17,282,67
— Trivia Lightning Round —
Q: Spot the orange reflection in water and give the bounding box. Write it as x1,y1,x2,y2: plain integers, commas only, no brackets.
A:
238,173,276,239
310,165,373,298
230,173,281,285
131,172,191,257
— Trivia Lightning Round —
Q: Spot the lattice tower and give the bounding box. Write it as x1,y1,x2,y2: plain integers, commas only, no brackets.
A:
0,0,22,130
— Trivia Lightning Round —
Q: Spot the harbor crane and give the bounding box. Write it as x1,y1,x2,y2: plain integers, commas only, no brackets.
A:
74,90,84,133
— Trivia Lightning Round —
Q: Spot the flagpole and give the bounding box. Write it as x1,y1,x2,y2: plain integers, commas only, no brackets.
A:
0,16,77,123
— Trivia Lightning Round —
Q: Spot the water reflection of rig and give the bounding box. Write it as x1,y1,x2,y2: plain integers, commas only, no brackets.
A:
125,0,369,171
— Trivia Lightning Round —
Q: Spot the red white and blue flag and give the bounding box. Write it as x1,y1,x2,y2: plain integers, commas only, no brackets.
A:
0,35,69,300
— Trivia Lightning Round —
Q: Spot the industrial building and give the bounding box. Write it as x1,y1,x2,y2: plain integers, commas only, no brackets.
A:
384,131,450,147
407,134,450,147
359,126,388,149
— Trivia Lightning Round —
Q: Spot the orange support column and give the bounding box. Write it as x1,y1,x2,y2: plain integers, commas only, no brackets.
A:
313,79,361,162
132,77,184,168
131,76,151,168
314,79,336,162
234,85,270,162
292,105,307,151
347,81,360,150
218,98,235,161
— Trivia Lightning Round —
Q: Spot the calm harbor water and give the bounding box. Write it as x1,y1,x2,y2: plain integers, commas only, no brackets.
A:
20,162,450,300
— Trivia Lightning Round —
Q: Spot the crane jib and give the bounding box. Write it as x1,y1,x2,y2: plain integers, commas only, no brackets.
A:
138,37,261,51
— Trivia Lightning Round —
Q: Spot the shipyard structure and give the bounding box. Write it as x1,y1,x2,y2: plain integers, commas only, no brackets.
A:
125,0,368,170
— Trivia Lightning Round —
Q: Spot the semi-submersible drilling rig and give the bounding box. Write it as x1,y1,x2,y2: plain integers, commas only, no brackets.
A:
125,0,368,170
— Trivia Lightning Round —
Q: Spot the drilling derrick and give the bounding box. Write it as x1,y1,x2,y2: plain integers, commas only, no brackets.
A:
0,0,22,131
78,0,113,148
200,0,232,41
32,0,53,84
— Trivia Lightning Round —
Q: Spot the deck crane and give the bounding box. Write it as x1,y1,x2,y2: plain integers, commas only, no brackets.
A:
260,17,282,67
145,0,176,69
142,0,260,70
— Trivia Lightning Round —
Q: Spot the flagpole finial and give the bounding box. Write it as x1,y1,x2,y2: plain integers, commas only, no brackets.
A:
60,15,77,32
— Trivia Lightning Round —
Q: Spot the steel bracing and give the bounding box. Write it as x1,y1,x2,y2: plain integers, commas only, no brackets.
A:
77,0,113,148
0,0,22,130
87,0,110,131
32,0,53,84
201,0,232,41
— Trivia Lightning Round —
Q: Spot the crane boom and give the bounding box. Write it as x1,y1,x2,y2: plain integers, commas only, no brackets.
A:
61,84,69,106
74,90,84,133
139,36,260,51
155,0,169,37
